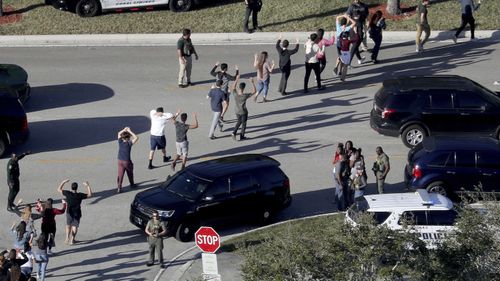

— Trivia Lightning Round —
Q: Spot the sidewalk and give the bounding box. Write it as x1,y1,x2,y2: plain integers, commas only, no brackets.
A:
0,30,498,47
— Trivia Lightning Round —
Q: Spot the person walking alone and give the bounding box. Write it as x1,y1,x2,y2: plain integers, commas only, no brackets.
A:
373,146,390,194
171,112,198,171
368,10,386,63
415,0,430,52
6,151,31,212
207,80,228,140
116,127,138,193
177,28,198,88
304,33,324,93
57,179,92,245
145,210,167,268
230,76,258,141
148,107,178,170
243,0,263,33
453,0,481,42
253,52,275,102
276,35,299,96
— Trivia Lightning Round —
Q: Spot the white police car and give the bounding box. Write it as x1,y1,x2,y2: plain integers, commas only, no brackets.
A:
48,0,202,17
346,189,457,248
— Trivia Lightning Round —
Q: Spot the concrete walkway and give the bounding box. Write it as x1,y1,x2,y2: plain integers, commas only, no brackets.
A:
0,30,498,47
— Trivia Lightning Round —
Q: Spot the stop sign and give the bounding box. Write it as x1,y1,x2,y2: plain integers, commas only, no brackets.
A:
195,226,220,253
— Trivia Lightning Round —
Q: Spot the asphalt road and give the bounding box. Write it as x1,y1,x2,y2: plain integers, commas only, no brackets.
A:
1,39,499,281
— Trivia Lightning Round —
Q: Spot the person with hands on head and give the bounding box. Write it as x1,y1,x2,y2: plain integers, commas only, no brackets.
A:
171,112,198,171
6,150,31,212
148,107,178,170
117,127,138,193
210,61,239,122
230,75,258,141
145,210,167,268
57,179,92,246
253,52,275,102
276,34,299,96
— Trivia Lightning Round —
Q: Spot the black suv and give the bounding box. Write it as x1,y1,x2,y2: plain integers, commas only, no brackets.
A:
130,154,292,242
0,64,31,104
404,136,500,199
0,94,30,157
370,75,500,147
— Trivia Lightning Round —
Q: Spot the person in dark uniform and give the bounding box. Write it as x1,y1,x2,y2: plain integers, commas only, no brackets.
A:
243,0,263,33
145,210,167,268
6,151,30,212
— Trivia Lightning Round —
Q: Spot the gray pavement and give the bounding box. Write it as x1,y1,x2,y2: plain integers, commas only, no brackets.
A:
0,35,498,281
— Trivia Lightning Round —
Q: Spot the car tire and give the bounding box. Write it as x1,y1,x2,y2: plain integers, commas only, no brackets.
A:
426,181,448,197
169,0,193,12
0,138,6,158
75,0,101,17
175,220,198,242
402,124,426,148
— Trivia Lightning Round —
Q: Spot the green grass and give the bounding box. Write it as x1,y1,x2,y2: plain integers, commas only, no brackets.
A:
1,0,498,35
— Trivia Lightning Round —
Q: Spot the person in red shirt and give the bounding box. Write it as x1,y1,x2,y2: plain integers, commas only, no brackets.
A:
36,198,66,254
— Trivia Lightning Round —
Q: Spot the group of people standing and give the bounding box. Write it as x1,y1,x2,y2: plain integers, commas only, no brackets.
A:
332,142,390,211
2,171,92,280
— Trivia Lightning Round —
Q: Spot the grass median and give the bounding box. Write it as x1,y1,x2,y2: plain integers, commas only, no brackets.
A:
0,0,498,35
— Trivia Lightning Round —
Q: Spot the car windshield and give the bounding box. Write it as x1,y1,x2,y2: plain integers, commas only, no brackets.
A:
162,172,210,201
347,197,391,225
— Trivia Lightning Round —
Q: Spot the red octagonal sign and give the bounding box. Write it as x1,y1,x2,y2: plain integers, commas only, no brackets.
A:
195,226,220,253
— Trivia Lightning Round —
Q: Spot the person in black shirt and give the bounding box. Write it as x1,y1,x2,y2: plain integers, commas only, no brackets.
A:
243,0,263,33
57,179,92,245
346,0,369,52
6,151,31,212
276,34,299,96
177,28,198,88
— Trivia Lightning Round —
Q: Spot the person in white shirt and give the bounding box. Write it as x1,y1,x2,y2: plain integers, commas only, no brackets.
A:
304,33,325,93
148,107,179,170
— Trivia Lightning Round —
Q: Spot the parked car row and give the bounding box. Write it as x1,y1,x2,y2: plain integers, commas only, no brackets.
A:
370,75,500,199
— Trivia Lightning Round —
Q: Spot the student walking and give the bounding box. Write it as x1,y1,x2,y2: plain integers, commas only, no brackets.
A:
253,52,275,102
415,0,430,52
207,80,228,139
230,76,258,141
117,127,138,192
210,62,239,121
335,153,350,211
338,28,359,82
57,179,92,245
145,210,167,268
304,33,324,93
177,28,198,88
346,0,369,51
368,10,386,63
36,198,66,254
243,0,263,33
316,29,335,74
171,112,198,171
276,35,299,96
453,0,481,42
373,146,390,194
6,151,31,212
31,233,49,281
333,15,355,76
148,107,178,170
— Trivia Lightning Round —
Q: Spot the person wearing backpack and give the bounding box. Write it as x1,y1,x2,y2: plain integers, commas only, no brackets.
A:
338,29,359,82
333,15,355,77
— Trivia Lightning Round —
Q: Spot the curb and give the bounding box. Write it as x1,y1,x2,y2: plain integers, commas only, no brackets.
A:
159,212,342,281
0,31,498,47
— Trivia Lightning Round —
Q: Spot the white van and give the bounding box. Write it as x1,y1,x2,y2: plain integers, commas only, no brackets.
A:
49,0,202,17
346,190,457,248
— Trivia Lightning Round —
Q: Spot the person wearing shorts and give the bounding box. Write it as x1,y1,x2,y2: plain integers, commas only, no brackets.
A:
149,107,179,169
171,112,198,171
57,179,92,245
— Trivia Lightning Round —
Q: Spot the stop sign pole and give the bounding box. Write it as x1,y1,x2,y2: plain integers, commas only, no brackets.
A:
195,226,221,281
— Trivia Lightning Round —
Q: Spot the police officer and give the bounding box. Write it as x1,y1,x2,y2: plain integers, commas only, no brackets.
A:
145,210,167,268
6,151,31,212
374,146,390,194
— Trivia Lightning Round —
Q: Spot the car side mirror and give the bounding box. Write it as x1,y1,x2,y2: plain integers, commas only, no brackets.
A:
202,196,214,201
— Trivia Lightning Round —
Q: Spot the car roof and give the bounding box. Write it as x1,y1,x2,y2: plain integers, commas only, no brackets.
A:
187,154,281,180
421,136,500,151
382,75,476,92
363,190,453,212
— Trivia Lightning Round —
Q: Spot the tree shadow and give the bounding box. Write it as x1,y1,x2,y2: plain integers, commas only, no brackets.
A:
2,3,45,15
19,115,149,153
87,179,159,205
24,83,114,112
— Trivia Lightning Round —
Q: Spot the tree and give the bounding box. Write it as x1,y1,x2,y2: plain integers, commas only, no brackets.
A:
386,0,401,15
